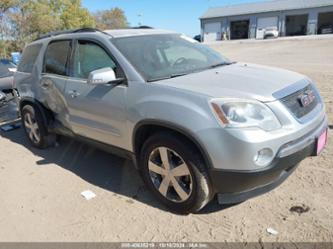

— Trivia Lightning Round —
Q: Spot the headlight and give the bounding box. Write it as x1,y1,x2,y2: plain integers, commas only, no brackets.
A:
210,99,281,131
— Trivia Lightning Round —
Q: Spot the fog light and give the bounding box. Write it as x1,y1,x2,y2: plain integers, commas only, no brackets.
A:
254,148,274,167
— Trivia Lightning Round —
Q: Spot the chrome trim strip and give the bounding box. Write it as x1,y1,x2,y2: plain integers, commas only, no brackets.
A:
276,81,323,124
272,79,309,99
298,103,324,124
278,117,328,158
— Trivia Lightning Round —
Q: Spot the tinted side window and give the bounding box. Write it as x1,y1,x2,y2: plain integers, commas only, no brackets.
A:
44,41,71,76
73,40,116,79
17,44,42,73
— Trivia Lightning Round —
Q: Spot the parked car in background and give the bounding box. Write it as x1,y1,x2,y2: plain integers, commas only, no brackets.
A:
0,59,19,122
264,27,279,39
11,52,22,65
0,59,16,89
318,24,333,34
15,28,328,213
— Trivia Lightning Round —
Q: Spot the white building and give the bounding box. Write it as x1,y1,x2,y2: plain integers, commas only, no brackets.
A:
200,0,333,41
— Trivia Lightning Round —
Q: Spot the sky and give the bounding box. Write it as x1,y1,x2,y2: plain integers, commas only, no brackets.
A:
82,0,268,37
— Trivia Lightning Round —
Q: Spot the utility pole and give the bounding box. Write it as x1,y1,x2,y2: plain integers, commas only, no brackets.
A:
137,13,143,26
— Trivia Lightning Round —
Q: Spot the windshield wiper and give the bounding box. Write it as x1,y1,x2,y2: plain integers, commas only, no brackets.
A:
209,61,236,69
147,73,188,82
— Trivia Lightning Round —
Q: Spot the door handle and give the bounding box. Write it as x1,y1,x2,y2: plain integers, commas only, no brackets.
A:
67,90,80,98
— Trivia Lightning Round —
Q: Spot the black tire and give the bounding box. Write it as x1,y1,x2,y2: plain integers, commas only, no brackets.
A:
21,104,55,149
139,132,213,214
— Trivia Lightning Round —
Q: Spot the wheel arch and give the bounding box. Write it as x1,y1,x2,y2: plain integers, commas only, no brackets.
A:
19,97,53,129
132,120,213,171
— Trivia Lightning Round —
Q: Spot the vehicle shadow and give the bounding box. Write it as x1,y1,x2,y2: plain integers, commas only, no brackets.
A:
0,126,235,214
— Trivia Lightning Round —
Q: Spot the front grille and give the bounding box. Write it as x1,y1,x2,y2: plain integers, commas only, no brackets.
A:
280,84,319,119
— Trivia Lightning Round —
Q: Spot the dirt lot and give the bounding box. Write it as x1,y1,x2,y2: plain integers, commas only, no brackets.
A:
0,36,332,242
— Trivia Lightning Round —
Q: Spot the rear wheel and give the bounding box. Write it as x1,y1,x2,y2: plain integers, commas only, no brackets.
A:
139,132,213,214
21,104,55,149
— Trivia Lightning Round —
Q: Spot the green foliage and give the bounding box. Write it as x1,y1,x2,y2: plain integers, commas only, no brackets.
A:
19,0,96,39
0,0,19,14
60,0,95,29
0,40,20,58
25,0,62,34
95,7,129,30
0,0,123,54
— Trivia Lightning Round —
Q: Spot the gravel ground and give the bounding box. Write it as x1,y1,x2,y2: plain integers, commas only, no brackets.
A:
0,36,332,242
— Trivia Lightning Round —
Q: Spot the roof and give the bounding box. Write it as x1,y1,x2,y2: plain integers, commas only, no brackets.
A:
201,0,333,19
105,29,177,38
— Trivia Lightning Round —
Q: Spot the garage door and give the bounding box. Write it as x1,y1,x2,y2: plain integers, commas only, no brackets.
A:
318,12,333,34
256,17,278,38
257,17,278,30
204,22,221,42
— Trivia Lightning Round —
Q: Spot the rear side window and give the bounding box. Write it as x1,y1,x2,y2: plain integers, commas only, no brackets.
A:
44,40,71,76
17,44,42,73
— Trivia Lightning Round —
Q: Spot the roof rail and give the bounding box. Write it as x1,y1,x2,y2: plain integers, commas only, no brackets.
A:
34,28,109,41
132,26,154,29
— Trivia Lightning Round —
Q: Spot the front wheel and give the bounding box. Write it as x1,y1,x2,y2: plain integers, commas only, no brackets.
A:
139,132,213,214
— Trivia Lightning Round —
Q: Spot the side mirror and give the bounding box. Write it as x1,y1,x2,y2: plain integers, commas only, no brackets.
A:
87,67,123,85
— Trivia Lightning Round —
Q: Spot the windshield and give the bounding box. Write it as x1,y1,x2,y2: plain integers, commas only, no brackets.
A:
112,34,231,82
0,60,17,78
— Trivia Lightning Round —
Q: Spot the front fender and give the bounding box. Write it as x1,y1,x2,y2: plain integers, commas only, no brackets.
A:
128,84,217,134
126,83,219,168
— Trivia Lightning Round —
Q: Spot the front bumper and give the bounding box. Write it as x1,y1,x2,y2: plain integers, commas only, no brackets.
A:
209,119,328,204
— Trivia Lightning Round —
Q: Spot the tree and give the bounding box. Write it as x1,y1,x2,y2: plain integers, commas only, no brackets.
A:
0,0,18,39
7,0,60,49
0,0,18,14
60,0,95,29
95,8,129,30
1,0,95,53
0,0,19,56
24,0,62,35
0,0,130,55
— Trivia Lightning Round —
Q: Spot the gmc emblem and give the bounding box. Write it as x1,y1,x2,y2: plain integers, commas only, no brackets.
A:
298,90,316,107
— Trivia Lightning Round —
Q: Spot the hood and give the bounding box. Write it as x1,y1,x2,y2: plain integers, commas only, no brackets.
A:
155,63,307,102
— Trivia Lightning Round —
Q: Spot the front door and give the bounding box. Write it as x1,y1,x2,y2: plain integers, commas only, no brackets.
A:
64,39,128,148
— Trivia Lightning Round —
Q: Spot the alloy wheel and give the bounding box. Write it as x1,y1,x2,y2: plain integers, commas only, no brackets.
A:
24,112,41,144
148,147,193,203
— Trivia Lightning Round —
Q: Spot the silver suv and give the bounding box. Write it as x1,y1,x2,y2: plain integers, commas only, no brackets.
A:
14,28,328,213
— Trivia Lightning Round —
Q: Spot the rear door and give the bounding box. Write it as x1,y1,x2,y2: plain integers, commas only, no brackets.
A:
64,39,128,148
41,40,72,128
